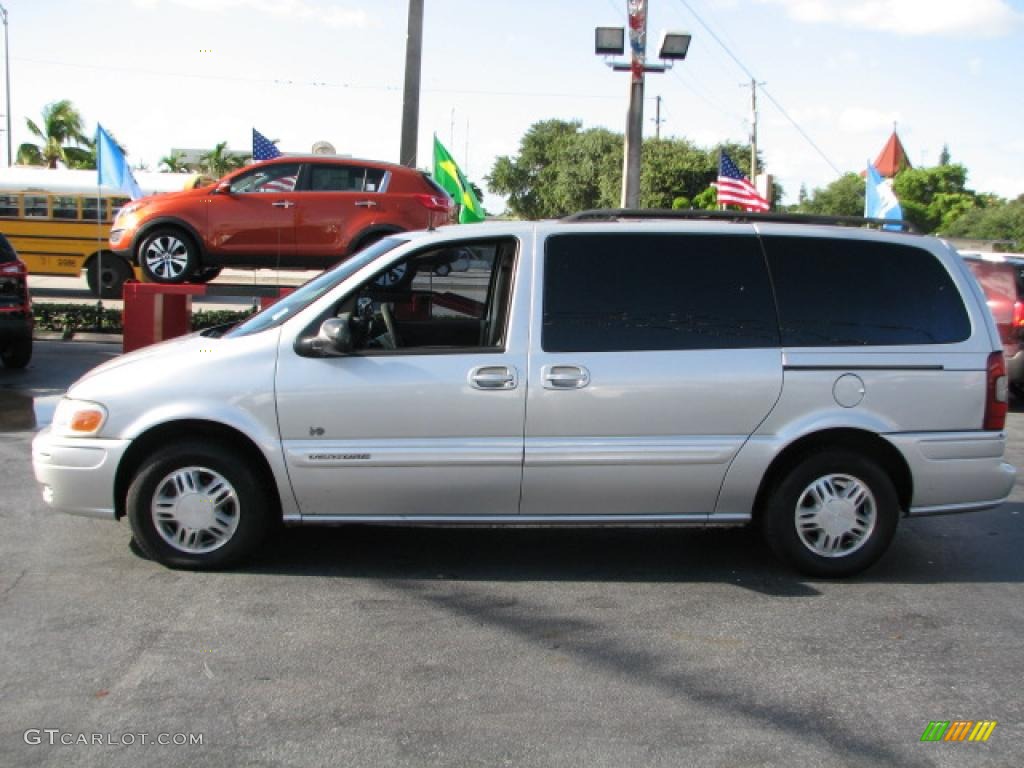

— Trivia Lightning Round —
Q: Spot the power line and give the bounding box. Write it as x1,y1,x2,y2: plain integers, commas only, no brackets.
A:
14,56,624,102
672,0,843,176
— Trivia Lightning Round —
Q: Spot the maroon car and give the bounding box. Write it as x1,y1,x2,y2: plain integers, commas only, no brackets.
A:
0,231,33,369
961,251,1024,394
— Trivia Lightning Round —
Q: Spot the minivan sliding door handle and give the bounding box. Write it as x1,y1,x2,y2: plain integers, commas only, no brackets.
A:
542,365,590,389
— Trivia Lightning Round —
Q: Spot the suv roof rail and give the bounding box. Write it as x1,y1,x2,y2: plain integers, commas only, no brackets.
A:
561,208,919,233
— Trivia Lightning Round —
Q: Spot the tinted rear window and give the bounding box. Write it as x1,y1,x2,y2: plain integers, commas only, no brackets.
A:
764,236,970,346
0,233,15,262
543,234,779,352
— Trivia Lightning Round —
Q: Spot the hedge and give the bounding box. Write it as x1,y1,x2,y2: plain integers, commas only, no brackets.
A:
33,303,257,336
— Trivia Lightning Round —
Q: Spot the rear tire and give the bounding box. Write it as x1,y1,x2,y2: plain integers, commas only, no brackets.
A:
86,254,133,298
127,440,273,570
0,335,32,369
761,450,899,578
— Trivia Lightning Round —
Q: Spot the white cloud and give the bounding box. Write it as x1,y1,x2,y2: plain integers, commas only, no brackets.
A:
968,57,984,76
132,0,371,28
838,107,901,133
758,0,1022,38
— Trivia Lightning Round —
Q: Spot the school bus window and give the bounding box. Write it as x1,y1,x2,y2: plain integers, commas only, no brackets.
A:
110,197,129,219
82,198,101,221
0,194,17,217
53,196,79,219
24,195,49,217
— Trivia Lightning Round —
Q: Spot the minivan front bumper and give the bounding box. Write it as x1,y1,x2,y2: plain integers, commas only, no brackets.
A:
32,427,130,520
887,431,1016,516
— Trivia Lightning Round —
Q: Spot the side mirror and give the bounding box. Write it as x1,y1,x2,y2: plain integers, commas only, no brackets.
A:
295,315,353,357
320,317,352,352
215,180,232,195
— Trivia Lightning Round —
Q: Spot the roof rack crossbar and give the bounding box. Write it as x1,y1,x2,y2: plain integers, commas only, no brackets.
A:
560,208,918,234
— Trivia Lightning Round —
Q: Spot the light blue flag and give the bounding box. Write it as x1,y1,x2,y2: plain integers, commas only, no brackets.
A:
865,161,902,225
96,124,143,200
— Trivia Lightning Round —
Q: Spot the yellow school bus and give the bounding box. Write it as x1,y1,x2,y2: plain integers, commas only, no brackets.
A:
0,168,198,297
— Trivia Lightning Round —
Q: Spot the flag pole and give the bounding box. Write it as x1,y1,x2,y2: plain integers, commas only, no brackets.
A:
95,125,104,329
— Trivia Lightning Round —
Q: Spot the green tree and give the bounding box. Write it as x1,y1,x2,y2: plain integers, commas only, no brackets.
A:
944,196,1024,250
487,119,584,219
159,150,189,173
16,99,92,168
487,120,759,219
797,173,865,216
893,163,979,232
200,141,250,177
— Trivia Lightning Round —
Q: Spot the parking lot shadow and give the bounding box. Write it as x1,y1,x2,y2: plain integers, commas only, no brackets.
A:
246,524,822,597
240,501,1024,590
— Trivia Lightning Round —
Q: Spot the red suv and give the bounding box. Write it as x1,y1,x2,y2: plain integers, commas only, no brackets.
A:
0,232,33,369
961,251,1024,394
110,156,453,284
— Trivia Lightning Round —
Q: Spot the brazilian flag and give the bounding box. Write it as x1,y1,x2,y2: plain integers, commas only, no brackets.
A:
433,136,485,223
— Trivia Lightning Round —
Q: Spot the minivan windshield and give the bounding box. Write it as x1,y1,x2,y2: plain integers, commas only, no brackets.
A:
225,237,407,337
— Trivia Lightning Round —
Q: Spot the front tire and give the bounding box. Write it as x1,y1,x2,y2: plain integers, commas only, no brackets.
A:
138,228,198,284
127,440,273,569
761,450,899,578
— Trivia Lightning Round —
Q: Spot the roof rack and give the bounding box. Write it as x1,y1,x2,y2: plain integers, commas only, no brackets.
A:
561,208,919,234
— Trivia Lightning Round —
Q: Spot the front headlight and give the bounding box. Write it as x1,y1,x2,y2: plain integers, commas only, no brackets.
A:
51,399,108,437
113,202,144,225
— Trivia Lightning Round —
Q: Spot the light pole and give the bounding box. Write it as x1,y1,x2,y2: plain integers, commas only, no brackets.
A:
596,3,690,208
0,4,9,167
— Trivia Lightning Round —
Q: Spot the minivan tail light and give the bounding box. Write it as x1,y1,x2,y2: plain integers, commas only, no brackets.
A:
414,194,453,213
984,351,1008,431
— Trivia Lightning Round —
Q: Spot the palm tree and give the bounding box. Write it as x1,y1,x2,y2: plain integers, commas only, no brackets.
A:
199,141,250,177
16,99,92,168
159,150,189,173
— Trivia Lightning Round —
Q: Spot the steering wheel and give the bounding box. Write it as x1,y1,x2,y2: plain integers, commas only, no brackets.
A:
379,302,400,350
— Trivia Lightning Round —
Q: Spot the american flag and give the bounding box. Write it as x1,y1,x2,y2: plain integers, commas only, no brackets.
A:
716,151,770,212
259,175,296,193
253,128,282,161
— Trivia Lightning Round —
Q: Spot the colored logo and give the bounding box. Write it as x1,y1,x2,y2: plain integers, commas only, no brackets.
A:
920,721,997,742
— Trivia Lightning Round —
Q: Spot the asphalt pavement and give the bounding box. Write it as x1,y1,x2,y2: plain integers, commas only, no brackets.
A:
1,341,1022,767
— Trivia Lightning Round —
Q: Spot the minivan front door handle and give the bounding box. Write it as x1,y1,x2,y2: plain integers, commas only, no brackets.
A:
354,200,378,208
469,365,518,390
542,365,591,389
271,200,296,208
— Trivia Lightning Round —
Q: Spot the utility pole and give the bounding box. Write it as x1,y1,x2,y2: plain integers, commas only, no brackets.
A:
742,78,764,179
621,0,648,208
0,5,10,167
399,0,424,167
653,95,663,140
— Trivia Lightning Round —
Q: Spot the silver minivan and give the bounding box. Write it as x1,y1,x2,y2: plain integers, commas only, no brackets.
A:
32,214,1017,576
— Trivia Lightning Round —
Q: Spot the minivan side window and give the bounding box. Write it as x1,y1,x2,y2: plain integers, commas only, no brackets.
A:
763,236,971,346
542,233,779,353
345,238,518,354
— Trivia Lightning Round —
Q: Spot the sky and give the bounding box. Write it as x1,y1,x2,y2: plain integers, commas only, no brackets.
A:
5,0,1024,208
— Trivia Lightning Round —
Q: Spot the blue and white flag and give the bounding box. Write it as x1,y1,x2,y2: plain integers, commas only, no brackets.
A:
96,124,143,200
253,128,281,161
865,162,902,223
